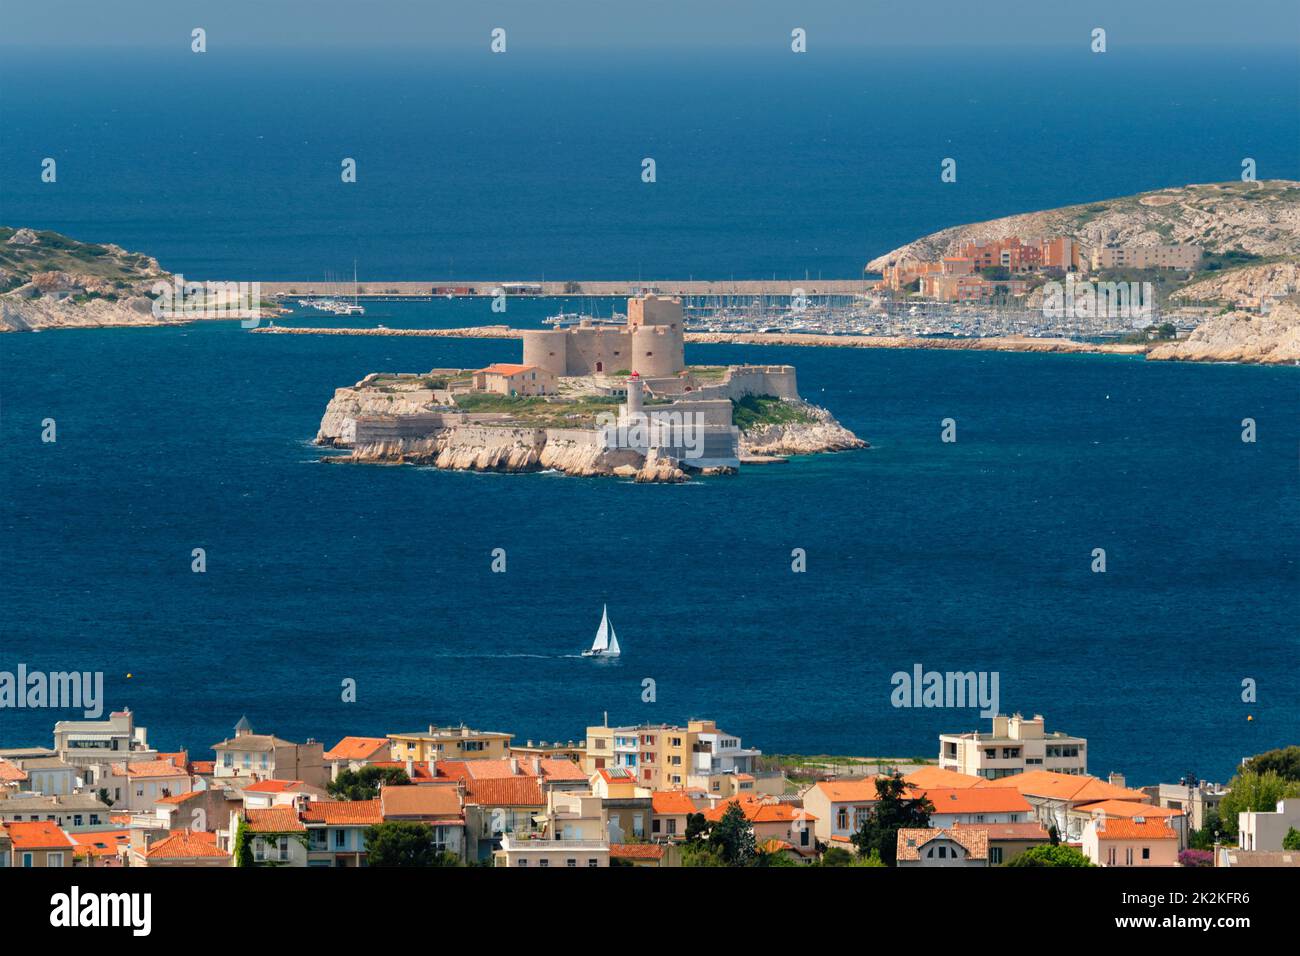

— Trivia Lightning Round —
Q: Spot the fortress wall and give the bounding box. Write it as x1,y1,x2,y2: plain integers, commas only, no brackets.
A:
522,329,569,376
354,413,459,443
687,365,799,401
544,427,605,447
565,327,634,374
632,324,685,377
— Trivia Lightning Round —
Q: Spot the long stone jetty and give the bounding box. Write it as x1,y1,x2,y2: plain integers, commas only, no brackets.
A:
254,279,872,297
251,324,1149,355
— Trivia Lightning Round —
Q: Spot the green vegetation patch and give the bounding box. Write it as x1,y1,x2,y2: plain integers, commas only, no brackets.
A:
454,392,623,427
731,395,814,430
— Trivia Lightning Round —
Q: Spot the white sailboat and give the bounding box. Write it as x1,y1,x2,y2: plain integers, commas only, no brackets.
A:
581,604,621,658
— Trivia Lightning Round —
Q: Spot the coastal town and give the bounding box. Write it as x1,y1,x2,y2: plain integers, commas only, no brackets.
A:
2,707,1295,869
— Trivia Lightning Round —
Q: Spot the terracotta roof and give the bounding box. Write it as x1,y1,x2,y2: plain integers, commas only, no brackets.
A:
6,820,75,850
191,761,216,774
904,767,986,790
1095,818,1178,840
704,798,816,824
953,821,1050,841
1075,800,1182,819
478,363,538,376
371,760,437,782
978,771,1150,804
156,751,189,770
814,777,890,802
537,758,589,782
597,767,638,785
324,736,390,761
651,791,698,815
610,843,665,860
464,777,545,807
381,784,463,821
895,827,989,862
71,830,130,857
302,799,383,826
244,807,305,833
156,790,204,805
759,838,794,853
123,759,189,778
146,829,229,860
0,759,28,782
918,787,1032,815
244,779,305,794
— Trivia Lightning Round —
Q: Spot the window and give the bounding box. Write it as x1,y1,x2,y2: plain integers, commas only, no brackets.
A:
22,853,34,867
518,859,527,867
837,808,848,829
539,859,549,867
335,829,345,848
48,852,64,867
566,858,576,867
1142,847,1150,860
588,859,598,867
667,819,677,835
937,845,948,858
990,847,1003,864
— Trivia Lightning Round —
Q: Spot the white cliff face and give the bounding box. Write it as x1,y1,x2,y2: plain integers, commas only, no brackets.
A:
315,385,436,446
319,376,867,480
0,294,165,332
739,402,868,457
1147,301,1300,364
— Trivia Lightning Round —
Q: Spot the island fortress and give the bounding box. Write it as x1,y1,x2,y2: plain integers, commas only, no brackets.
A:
523,293,687,378
314,294,864,482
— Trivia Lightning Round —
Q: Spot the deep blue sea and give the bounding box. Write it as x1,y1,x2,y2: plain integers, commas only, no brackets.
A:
1,46,1298,279
1,300,1297,784
1,47,1298,784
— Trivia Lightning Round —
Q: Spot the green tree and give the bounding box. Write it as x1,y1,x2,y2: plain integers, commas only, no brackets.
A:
683,811,709,844
327,765,410,801
681,842,727,867
364,821,456,867
850,771,935,866
1188,809,1223,850
1217,770,1300,839
1283,827,1300,851
1005,844,1095,867
1244,746,1300,782
233,818,254,868
708,802,757,866
819,846,855,867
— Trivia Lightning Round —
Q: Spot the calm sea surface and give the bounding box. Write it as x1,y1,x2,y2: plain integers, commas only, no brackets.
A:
1,302,1296,782
0,48,1297,782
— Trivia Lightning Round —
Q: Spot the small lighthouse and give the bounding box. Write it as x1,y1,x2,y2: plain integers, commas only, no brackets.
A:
625,370,644,419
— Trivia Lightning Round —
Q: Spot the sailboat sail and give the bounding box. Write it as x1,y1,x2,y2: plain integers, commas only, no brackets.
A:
606,625,620,656
591,605,610,652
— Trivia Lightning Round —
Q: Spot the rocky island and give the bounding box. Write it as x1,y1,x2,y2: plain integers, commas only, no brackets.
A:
315,294,865,482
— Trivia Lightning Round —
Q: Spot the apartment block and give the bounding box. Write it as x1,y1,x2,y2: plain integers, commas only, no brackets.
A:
584,718,760,789
1091,243,1202,271
939,713,1086,779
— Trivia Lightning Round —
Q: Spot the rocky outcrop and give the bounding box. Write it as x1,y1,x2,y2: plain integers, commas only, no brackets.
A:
1172,261,1300,305
634,449,689,483
739,401,867,457
866,180,1300,273
0,293,165,332
1147,301,1300,365
315,383,436,446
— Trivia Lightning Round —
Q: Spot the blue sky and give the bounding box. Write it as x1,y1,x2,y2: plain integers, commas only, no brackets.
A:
3,0,1297,49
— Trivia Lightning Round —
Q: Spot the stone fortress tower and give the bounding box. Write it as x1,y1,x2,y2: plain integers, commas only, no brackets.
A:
522,293,686,378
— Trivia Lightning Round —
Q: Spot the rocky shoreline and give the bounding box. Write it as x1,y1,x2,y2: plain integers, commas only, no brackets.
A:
316,384,865,483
